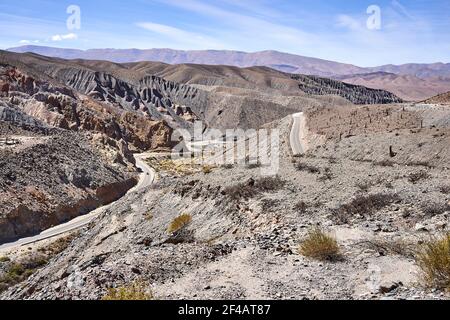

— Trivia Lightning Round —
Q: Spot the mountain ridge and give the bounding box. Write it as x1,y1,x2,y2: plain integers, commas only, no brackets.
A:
8,45,450,101
8,45,450,77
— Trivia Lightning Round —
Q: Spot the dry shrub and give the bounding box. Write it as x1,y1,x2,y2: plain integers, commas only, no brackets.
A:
356,181,372,192
223,176,285,201
167,213,192,234
295,162,320,174
102,281,153,300
246,162,262,169
144,212,153,221
294,201,308,213
365,239,417,259
416,233,450,291
374,159,394,167
421,202,450,217
298,228,341,261
0,256,48,293
408,171,430,184
318,168,333,181
333,193,401,224
202,165,213,174
254,176,285,192
439,185,450,195
28,187,48,204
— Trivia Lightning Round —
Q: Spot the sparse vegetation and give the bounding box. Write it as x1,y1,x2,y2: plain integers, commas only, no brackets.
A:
364,239,417,259
223,176,285,201
36,233,78,256
294,200,308,213
374,159,395,167
356,181,372,192
356,177,385,192
408,171,431,184
295,162,320,174
0,233,77,293
298,228,341,261
167,213,192,234
254,176,285,192
408,161,434,169
144,211,153,221
0,256,48,293
327,156,338,164
261,198,279,211
318,167,333,181
246,162,262,169
416,233,450,291
439,185,450,195
202,165,213,174
146,157,200,176
102,281,153,300
421,202,450,217
333,193,401,224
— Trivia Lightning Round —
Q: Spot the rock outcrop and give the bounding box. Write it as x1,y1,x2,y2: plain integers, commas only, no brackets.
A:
0,104,137,243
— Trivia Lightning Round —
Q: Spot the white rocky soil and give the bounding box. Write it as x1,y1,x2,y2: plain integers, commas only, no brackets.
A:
1,103,449,300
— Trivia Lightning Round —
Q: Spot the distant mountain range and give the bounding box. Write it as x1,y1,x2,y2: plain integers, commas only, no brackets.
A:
334,72,450,102
7,45,450,101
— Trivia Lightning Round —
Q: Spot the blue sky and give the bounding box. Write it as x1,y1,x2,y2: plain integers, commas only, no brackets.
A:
0,0,449,66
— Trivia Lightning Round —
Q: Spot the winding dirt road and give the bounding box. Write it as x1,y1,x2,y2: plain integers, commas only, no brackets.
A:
290,112,308,155
0,154,155,251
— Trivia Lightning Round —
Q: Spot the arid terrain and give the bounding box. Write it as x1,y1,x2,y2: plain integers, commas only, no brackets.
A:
334,72,450,101
9,46,450,102
0,50,449,300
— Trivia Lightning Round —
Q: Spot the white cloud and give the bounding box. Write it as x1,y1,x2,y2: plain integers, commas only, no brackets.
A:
137,22,191,37
136,22,225,49
156,0,317,50
336,15,363,31
51,33,78,41
19,40,31,44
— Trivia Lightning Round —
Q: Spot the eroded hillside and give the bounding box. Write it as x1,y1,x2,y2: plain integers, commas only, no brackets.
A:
0,51,448,300
1,102,449,300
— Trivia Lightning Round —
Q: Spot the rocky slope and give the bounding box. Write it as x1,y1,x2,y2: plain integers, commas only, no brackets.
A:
1,50,448,300
1,102,449,300
119,61,403,129
124,62,403,104
1,51,403,133
0,51,200,148
10,46,450,102
0,50,196,243
422,91,450,104
0,102,137,243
